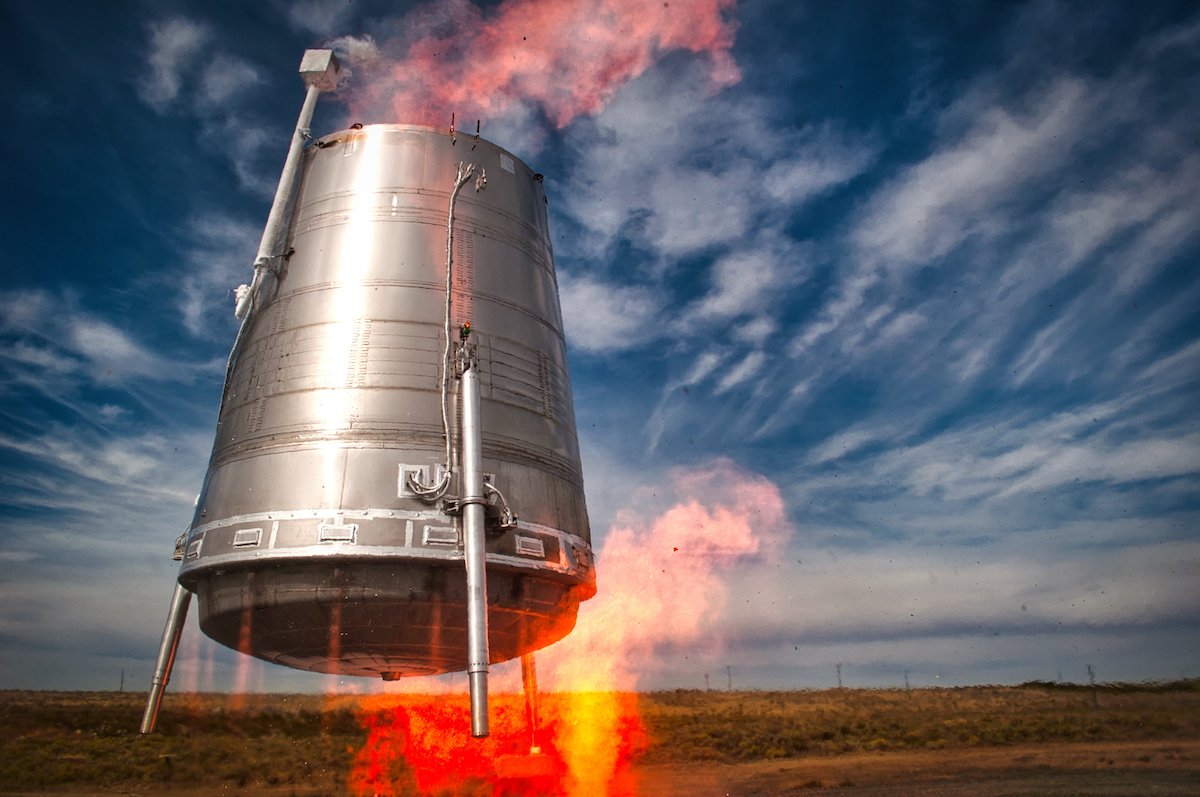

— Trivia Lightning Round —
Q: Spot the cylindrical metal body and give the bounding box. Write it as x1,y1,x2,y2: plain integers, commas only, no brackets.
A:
178,125,594,680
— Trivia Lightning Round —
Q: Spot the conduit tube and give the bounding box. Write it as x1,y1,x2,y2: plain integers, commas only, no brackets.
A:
461,351,491,737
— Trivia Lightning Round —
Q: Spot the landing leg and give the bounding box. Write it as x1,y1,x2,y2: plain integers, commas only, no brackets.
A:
140,581,192,734
461,348,491,738
521,653,540,754
494,652,558,787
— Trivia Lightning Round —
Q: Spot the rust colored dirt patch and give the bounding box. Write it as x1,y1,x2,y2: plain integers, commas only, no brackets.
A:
635,739,1200,796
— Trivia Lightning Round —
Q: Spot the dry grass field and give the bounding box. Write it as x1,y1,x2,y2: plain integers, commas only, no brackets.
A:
635,683,1200,795
1,681,1197,795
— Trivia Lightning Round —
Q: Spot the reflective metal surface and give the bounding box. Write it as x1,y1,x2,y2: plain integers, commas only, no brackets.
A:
179,125,595,679
461,354,490,735
140,582,191,733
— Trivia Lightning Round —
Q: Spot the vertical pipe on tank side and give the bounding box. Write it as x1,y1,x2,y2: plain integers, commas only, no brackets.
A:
461,352,490,737
140,582,192,733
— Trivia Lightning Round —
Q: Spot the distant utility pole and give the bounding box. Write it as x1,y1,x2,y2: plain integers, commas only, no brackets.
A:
1088,664,1098,709
704,673,710,691
904,670,911,692
120,669,125,693
726,665,733,691
836,662,843,689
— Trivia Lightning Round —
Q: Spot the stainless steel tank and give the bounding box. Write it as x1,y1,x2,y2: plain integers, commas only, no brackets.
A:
177,123,595,680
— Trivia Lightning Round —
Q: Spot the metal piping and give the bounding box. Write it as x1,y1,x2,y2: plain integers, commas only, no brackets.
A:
235,50,339,321
140,581,192,734
407,161,484,500
226,50,339,431
460,347,491,737
234,82,318,320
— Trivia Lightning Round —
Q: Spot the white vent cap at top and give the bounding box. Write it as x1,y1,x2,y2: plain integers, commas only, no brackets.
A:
299,49,340,92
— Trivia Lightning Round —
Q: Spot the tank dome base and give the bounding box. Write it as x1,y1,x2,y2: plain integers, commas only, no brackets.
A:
191,561,583,677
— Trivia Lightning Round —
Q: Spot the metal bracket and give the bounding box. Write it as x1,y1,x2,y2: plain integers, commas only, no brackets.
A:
172,530,188,561
443,496,489,513
484,482,518,530
455,341,478,377
442,475,517,535
399,463,449,497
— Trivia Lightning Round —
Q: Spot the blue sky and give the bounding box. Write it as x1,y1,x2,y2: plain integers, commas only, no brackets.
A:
1,0,1198,693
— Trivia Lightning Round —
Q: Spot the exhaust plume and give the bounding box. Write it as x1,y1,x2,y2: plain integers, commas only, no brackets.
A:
541,458,788,689
538,458,789,795
330,0,740,128
347,460,789,796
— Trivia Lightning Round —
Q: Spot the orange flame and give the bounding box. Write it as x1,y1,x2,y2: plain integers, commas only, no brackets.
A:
348,459,785,796
337,0,740,128
350,691,645,797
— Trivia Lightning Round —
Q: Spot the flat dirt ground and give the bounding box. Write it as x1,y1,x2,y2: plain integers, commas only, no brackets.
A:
3,687,1198,796
637,739,1200,796
4,741,1198,797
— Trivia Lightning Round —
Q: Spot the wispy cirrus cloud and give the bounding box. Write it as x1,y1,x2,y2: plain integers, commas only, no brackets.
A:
197,56,264,107
0,289,187,386
854,76,1097,272
558,57,875,454
563,61,876,265
138,18,211,110
285,0,356,35
691,239,809,322
0,286,214,683
136,16,280,196
176,213,262,338
557,271,661,355
740,19,1200,456
714,350,766,395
